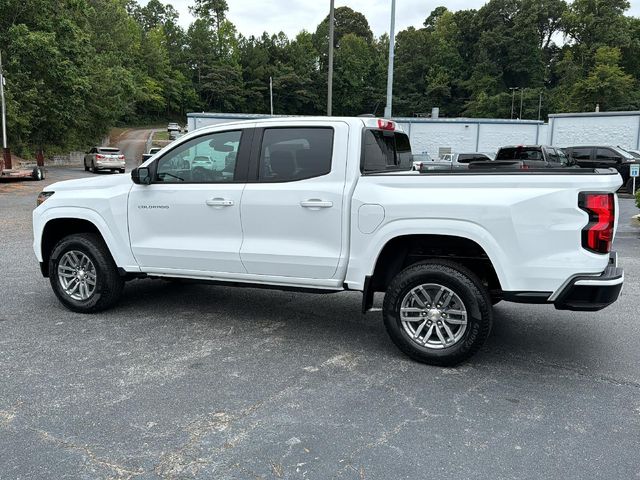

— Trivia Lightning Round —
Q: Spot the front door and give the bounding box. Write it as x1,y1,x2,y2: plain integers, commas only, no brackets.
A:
128,128,251,274
240,123,348,280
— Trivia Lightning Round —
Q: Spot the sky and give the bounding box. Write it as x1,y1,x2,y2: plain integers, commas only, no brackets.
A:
142,0,640,38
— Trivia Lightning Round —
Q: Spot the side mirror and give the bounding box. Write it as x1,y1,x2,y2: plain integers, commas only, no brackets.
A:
131,167,152,185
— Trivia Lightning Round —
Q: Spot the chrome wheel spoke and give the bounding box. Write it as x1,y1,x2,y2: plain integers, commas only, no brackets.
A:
422,325,435,345
410,291,426,308
400,283,468,350
416,286,432,306
441,322,456,342
413,320,428,339
444,316,466,325
58,251,97,301
401,307,424,314
434,325,447,345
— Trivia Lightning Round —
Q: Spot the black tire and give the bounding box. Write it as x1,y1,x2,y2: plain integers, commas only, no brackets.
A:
84,162,89,172
91,161,98,173
119,169,125,174
31,166,44,181
49,233,124,313
382,261,492,366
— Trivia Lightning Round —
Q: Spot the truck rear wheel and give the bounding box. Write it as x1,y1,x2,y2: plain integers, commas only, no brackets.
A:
49,233,124,313
382,261,492,366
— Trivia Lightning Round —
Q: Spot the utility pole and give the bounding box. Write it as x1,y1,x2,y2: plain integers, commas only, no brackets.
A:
327,0,335,116
383,0,396,119
0,51,10,170
269,76,274,116
519,88,524,119
509,87,518,119
537,91,543,121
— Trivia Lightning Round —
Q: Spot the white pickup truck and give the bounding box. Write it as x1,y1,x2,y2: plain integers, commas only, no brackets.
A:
33,117,624,365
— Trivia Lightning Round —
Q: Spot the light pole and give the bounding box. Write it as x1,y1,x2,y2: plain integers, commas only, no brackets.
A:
269,76,274,116
537,91,543,121
519,88,524,119
509,87,519,119
327,0,335,116
383,0,396,119
0,51,10,170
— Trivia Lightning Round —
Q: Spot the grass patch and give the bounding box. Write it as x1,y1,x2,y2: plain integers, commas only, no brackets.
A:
153,131,170,141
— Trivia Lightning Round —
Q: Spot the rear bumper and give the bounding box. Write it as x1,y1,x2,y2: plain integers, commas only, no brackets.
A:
95,161,125,169
553,252,623,311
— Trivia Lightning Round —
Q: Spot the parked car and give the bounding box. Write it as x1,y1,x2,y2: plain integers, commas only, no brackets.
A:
411,152,432,171
141,147,162,162
563,145,639,193
470,145,574,170
622,148,640,159
167,122,181,133
84,147,125,173
420,152,493,172
34,117,623,366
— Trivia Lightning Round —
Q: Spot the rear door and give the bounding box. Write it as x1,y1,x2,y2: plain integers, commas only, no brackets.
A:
239,122,348,279
568,147,594,168
595,147,621,169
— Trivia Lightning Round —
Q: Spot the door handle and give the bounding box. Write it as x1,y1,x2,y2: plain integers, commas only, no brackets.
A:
300,200,333,208
206,198,234,207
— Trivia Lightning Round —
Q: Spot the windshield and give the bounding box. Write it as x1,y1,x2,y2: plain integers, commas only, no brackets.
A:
613,147,635,159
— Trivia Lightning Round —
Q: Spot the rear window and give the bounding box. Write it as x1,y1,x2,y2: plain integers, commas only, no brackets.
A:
496,147,542,161
457,153,489,164
570,147,591,160
361,130,412,173
98,148,121,154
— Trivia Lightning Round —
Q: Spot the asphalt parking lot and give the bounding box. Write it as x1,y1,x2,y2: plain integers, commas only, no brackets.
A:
1,166,639,480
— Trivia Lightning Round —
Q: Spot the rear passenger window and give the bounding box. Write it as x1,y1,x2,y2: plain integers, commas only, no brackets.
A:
361,130,413,173
259,128,333,182
596,148,617,160
571,148,591,160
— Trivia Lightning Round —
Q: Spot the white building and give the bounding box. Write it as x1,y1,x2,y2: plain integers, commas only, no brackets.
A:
547,111,640,150
186,110,640,158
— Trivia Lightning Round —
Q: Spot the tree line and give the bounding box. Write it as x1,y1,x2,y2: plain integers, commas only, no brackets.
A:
1,0,639,156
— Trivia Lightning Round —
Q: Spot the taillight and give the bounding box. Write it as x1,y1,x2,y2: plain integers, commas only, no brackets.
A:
118,155,125,160
579,193,615,254
521,164,529,170
377,119,395,131
96,154,104,159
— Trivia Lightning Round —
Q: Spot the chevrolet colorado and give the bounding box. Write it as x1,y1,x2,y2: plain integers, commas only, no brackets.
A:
33,117,624,365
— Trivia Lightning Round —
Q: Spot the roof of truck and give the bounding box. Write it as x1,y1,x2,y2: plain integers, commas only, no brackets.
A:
185,116,406,134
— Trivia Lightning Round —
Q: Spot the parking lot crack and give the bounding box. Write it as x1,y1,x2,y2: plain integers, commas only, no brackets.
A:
35,429,144,479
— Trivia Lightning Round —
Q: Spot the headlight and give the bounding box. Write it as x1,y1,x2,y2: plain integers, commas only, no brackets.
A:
36,191,54,206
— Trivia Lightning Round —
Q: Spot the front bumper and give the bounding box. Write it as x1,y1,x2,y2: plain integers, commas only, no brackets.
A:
553,252,623,311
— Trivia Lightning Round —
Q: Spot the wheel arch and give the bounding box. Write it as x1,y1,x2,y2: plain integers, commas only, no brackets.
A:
359,233,505,302
37,208,134,277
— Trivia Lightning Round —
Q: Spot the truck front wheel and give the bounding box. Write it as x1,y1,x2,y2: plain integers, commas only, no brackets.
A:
49,233,124,313
382,261,492,366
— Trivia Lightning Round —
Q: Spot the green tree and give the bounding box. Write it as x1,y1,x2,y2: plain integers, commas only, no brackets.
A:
572,46,635,110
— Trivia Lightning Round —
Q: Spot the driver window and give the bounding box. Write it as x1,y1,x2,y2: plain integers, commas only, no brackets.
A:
155,130,242,183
